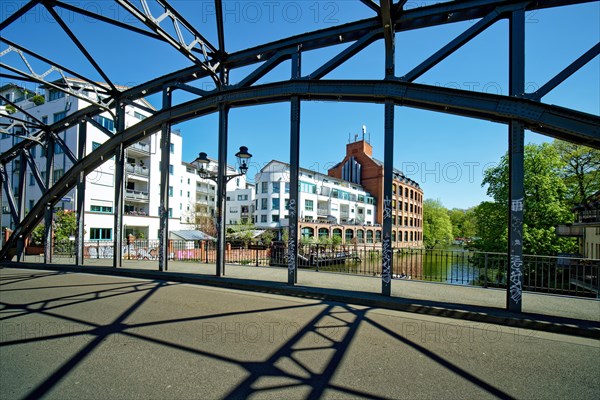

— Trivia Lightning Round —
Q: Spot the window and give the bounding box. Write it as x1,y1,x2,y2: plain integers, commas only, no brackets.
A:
29,173,34,186
299,181,316,194
285,199,289,210
237,194,248,201
261,198,267,210
48,89,65,101
54,143,64,154
91,205,113,213
169,164,174,175
261,182,268,193
187,191,190,198
52,111,66,123
305,199,314,211
271,214,279,222
90,228,112,240
93,115,115,132
285,182,290,193
272,198,280,210
170,143,174,154
169,208,173,218
41,116,48,124
272,182,280,193
29,199,34,211
261,215,267,223
53,169,64,184
92,141,102,151
168,186,173,197
134,111,147,120
367,209,372,215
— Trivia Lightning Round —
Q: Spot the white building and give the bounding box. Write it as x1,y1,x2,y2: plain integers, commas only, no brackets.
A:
254,160,377,230
0,79,197,241
226,185,255,225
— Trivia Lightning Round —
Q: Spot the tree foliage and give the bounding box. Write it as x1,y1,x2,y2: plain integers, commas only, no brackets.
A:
423,199,453,249
552,140,600,205
30,209,77,245
447,208,477,239
479,143,578,255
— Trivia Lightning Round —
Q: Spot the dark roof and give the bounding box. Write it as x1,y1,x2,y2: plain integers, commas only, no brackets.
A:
372,158,421,189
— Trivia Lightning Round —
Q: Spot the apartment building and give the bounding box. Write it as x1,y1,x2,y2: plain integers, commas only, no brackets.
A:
0,79,198,241
328,136,424,247
254,160,381,243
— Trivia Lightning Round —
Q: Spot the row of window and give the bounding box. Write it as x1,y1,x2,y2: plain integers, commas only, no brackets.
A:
299,227,422,243
392,184,423,202
390,200,422,215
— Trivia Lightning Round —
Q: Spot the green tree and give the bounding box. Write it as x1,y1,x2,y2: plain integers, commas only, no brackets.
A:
53,209,77,242
472,202,507,253
30,209,77,245
552,140,600,205
481,143,577,255
448,208,477,239
423,199,453,249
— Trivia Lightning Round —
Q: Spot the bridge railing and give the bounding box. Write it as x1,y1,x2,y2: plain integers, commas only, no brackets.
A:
43,240,600,298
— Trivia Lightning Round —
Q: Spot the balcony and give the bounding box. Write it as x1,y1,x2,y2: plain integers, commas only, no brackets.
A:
556,225,584,237
317,208,329,216
128,142,150,154
125,164,149,176
125,189,149,201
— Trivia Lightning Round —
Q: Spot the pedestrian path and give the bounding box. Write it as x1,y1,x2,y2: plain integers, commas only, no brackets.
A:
7,255,600,336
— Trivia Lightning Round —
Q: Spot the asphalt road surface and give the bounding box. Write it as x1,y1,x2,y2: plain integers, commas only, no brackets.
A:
1,268,598,399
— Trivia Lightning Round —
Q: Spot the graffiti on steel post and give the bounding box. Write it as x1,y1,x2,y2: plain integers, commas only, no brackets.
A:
382,197,392,284
158,205,165,267
288,199,297,274
383,196,392,220
509,255,523,303
382,235,391,284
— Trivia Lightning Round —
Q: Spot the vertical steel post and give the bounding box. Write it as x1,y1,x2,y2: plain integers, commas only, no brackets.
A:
44,134,55,264
288,47,301,285
215,102,229,277
381,1,395,296
507,9,525,312
15,151,27,261
159,87,172,272
113,105,126,267
75,120,86,266
0,164,3,247
382,101,394,296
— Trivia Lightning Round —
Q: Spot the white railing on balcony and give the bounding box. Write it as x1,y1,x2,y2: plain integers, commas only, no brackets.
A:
125,164,150,176
125,189,149,200
129,142,150,153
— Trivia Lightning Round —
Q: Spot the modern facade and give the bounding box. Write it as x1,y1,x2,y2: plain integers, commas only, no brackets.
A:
0,79,200,241
328,136,424,247
254,160,384,245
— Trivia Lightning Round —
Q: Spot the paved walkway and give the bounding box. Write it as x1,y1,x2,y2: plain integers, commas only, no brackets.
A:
6,256,600,334
1,267,599,400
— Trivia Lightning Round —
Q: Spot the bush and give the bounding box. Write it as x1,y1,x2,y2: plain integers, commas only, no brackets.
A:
31,94,45,106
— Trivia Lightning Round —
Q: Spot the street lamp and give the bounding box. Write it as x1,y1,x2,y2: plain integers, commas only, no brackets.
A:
195,146,252,182
194,146,252,276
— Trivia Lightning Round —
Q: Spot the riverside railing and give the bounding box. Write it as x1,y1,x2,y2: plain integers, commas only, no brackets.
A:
43,240,599,298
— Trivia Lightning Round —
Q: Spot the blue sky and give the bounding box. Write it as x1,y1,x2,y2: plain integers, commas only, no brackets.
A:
2,1,598,209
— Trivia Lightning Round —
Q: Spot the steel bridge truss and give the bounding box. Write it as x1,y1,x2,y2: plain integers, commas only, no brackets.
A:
1,0,599,312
